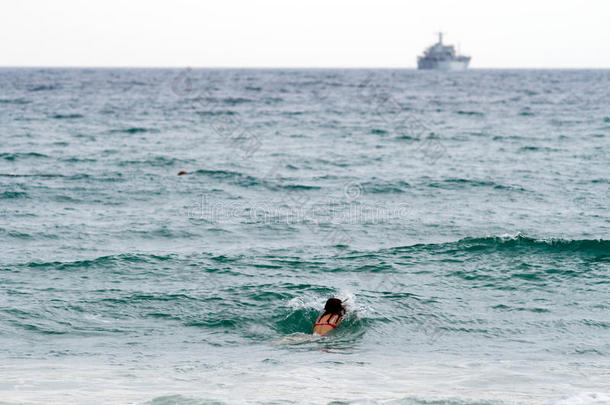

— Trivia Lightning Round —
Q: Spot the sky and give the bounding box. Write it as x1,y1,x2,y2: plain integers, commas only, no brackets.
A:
1,0,609,68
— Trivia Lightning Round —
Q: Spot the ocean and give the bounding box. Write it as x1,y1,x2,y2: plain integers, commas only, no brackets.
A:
0,68,609,404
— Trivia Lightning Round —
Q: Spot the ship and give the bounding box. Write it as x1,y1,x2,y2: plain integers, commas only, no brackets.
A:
417,33,471,70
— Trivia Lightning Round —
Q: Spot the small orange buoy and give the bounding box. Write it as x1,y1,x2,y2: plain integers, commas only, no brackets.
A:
177,170,188,176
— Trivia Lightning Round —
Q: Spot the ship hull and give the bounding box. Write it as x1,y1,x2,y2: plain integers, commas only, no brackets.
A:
417,59,470,71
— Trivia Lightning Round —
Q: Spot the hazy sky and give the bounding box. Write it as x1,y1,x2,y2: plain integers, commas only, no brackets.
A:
2,0,609,68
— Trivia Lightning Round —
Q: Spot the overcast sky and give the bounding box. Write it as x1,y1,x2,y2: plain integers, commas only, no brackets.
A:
2,0,609,68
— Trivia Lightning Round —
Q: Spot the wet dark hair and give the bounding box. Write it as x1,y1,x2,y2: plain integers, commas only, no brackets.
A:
321,297,345,318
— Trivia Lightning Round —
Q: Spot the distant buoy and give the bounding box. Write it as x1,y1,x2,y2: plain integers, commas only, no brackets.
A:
178,170,188,176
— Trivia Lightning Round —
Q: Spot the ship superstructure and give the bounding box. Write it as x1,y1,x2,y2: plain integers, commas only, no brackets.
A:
417,33,470,70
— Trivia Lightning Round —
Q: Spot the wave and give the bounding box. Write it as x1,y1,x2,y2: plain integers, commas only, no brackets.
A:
550,392,610,405
0,97,31,104
117,156,185,167
0,173,64,178
52,113,84,119
360,179,411,193
0,152,49,161
144,394,507,405
192,168,318,191
125,227,201,239
456,110,485,116
110,127,155,134
221,96,253,105
194,169,260,187
0,227,60,240
1,191,29,199
519,145,560,152
458,234,610,254
144,395,226,405
278,184,321,191
60,156,97,163
392,234,610,256
195,110,237,116
0,228,33,239
27,84,58,92
427,178,527,192
22,253,175,271
263,96,284,104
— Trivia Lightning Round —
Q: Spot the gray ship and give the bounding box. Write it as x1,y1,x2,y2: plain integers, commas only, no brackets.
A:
417,33,471,70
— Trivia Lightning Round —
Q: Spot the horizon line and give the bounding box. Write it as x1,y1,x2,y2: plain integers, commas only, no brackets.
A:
1,66,609,70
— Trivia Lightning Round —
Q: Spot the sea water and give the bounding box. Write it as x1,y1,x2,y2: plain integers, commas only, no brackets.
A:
0,68,609,404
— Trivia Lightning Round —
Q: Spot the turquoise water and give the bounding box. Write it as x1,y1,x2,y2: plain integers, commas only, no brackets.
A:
0,68,609,404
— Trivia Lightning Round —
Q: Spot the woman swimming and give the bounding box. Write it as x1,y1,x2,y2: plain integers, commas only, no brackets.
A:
313,298,346,336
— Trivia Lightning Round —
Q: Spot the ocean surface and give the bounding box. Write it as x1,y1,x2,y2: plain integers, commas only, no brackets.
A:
0,68,609,405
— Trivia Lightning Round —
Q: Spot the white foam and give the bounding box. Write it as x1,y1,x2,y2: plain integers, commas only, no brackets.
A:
550,392,610,405
287,290,358,314
287,294,324,311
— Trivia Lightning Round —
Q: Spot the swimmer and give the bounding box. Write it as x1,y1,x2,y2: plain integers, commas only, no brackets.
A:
313,298,346,336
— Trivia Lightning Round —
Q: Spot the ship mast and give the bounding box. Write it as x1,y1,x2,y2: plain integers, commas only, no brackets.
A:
437,32,443,45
